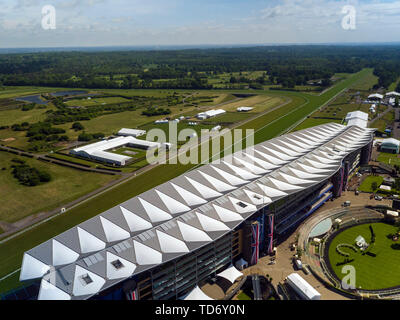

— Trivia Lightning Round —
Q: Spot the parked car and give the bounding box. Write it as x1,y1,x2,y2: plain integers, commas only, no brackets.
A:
375,195,383,201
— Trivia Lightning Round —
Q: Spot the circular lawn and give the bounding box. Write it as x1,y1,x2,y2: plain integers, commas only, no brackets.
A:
328,222,400,290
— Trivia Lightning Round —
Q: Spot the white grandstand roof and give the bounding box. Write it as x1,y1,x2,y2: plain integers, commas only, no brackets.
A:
21,122,375,300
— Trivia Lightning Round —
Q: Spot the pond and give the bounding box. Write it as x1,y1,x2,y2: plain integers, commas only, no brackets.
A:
14,95,48,105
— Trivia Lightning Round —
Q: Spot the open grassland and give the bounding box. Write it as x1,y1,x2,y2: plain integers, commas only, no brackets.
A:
350,69,379,91
0,151,117,223
358,175,384,192
0,69,367,294
329,223,400,290
0,106,53,127
64,96,131,107
217,95,284,113
377,152,400,166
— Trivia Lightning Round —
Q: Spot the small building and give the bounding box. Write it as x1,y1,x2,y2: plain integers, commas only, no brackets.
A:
355,235,368,250
381,138,400,154
237,106,253,112
118,128,146,138
285,273,321,300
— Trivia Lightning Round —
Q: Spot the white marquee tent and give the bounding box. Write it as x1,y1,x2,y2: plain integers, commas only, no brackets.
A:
216,264,244,283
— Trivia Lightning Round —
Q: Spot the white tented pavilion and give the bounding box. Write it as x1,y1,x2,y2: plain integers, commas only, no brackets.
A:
182,286,214,300
216,264,244,283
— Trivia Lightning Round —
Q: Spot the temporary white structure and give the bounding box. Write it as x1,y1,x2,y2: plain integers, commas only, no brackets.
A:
182,286,214,300
197,109,226,119
286,273,321,300
70,136,161,166
368,93,384,100
118,128,146,137
216,264,243,283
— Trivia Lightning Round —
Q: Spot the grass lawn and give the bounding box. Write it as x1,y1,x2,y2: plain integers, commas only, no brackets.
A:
328,223,400,290
0,106,52,127
0,151,117,223
358,176,384,192
0,69,369,294
378,152,400,166
237,291,252,300
111,147,147,159
293,118,342,131
64,96,131,107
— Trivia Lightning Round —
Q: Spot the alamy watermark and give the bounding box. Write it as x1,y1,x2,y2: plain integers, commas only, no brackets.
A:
41,5,56,30
341,5,356,30
341,265,356,290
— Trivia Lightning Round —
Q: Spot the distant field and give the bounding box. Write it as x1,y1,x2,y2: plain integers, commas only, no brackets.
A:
350,69,378,91
97,89,182,98
0,151,117,223
64,96,131,107
0,106,53,127
219,95,284,113
292,68,378,131
329,223,400,290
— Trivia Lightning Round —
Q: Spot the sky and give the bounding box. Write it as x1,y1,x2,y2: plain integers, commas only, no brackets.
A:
0,0,400,48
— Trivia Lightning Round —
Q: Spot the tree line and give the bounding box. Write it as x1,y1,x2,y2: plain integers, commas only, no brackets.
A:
1,45,400,90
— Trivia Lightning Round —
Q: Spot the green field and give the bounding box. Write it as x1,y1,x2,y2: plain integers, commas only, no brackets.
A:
377,152,400,166
64,96,131,107
293,118,342,131
358,176,384,192
328,223,400,290
0,151,117,223
0,69,369,294
0,106,52,127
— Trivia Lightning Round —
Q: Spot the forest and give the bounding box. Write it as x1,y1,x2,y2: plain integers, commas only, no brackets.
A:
0,45,399,90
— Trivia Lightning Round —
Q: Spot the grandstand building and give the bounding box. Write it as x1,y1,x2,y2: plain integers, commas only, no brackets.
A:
19,123,374,300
